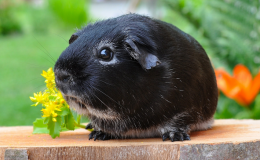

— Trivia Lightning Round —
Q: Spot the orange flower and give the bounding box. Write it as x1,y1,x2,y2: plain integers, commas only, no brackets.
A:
215,64,260,106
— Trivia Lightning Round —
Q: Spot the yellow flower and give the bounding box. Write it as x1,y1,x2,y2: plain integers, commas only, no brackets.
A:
41,101,61,121
41,68,55,80
30,92,48,106
56,91,63,100
56,91,69,107
31,68,70,122
41,68,55,90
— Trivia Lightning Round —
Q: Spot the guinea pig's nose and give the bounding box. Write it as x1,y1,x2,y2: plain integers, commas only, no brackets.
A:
55,71,72,84
60,75,71,83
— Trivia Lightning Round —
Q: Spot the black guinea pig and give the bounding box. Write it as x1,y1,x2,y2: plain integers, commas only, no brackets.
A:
54,13,218,142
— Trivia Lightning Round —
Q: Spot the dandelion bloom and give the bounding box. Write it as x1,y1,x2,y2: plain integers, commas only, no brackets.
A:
215,64,260,106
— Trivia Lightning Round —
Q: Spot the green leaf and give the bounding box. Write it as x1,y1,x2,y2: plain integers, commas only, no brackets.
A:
77,115,81,124
235,110,253,119
48,95,56,101
43,117,49,124
33,118,49,134
57,107,70,116
61,127,69,131
65,111,75,130
47,116,62,139
252,95,260,119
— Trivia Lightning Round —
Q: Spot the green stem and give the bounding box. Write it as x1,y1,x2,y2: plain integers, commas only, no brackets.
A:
77,115,81,124
74,120,94,131
74,121,86,128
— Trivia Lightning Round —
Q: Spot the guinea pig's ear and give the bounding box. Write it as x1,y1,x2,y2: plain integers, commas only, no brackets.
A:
125,39,161,70
69,34,79,44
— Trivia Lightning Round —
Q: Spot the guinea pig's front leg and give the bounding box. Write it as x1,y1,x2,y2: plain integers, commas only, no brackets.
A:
161,130,190,142
160,124,191,142
86,123,114,141
88,130,114,141
85,123,93,130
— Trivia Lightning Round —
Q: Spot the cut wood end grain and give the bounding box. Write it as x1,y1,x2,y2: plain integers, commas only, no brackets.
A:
0,119,260,160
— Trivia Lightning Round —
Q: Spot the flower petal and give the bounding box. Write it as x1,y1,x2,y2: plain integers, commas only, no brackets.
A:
233,64,252,88
30,97,37,102
252,71,260,90
215,69,248,106
215,69,239,96
243,71,260,104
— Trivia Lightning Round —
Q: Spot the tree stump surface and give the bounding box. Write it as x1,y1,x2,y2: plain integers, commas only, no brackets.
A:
0,119,260,160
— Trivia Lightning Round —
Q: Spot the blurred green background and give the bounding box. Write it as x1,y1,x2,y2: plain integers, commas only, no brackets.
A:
0,0,259,126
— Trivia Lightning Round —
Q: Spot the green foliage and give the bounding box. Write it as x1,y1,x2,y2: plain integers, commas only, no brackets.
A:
65,111,75,130
46,116,62,138
28,6,55,33
251,95,260,119
29,66,93,138
163,0,260,119
0,0,22,35
0,32,69,126
33,107,90,139
163,0,260,74
33,118,49,134
0,30,92,126
48,0,89,28
215,94,260,119
0,0,91,126
0,0,89,36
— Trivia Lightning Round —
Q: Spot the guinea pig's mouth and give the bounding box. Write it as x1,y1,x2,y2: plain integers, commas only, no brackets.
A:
63,94,120,120
64,96,87,109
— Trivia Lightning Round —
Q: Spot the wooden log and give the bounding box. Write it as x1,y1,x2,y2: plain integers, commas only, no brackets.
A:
4,148,28,160
0,120,260,160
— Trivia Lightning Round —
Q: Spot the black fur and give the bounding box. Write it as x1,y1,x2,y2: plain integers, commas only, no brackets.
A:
54,14,218,141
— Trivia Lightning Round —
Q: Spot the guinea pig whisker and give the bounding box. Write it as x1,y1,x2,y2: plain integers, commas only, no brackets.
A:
89,89,110,109
53,33,68,44
79,85,94,107
91,85,122,107
99,80,114,86
93,94,109,108
65,95,89,110
34,37,56,64
30,84,47,94
34,48,55,66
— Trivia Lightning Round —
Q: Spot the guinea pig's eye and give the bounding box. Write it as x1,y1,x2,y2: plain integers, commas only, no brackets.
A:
98,48,113,61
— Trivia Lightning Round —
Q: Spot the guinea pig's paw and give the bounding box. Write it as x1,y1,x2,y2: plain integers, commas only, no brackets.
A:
89,131,113,141
85,123,93,130
162,131,190,142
